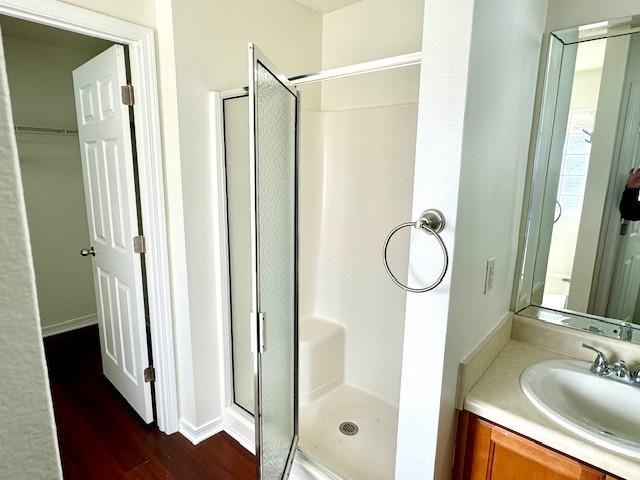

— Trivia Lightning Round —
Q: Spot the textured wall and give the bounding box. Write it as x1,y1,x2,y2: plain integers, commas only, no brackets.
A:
0,30,62,480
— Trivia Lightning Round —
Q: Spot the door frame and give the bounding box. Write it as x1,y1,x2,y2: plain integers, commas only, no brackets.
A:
210,90,258,452
0,0,179,433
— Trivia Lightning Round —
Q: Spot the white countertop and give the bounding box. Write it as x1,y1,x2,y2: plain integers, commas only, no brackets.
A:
464,340,640,480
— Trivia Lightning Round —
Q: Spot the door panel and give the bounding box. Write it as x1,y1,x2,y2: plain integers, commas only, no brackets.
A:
73,45,153,423
608,81,640,322
249,43,299,480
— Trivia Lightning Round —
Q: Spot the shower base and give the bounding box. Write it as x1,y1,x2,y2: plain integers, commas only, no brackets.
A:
299,383,398,480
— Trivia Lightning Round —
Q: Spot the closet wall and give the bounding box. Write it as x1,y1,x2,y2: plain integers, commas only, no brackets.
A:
2,21,110,334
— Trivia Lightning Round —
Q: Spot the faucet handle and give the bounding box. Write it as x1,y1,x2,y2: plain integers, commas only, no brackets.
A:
612,360,631,380
632,366,640,384
582,344,610,375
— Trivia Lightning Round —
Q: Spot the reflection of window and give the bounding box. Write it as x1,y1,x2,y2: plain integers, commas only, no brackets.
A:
557,109,595,218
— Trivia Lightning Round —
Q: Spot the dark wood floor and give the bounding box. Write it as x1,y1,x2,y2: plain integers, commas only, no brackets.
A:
44,325,256,479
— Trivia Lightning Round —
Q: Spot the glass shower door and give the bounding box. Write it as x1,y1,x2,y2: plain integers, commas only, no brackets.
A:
248,43,299,480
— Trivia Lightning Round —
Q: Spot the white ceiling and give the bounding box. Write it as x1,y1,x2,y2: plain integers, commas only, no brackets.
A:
295,0,363,14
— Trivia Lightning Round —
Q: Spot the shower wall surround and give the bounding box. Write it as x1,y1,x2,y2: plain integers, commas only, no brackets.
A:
299,101,417,405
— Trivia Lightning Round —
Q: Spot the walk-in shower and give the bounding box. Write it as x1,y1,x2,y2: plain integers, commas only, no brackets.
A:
216,45,426,479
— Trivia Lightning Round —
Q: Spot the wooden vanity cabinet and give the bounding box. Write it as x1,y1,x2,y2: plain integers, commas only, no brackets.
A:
453,412,617,480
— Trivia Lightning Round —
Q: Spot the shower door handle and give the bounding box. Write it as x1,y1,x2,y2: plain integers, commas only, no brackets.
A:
251,311,266,353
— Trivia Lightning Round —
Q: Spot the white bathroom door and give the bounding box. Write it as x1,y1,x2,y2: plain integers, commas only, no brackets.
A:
608,220,640,322
72,45,153,423
248,43,299,480
607,82,640,322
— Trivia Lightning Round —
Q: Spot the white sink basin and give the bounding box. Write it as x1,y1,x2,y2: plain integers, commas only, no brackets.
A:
520,359,640,459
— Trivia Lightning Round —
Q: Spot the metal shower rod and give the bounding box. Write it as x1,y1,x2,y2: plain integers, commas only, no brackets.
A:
289,51,422,86
220,50,422,98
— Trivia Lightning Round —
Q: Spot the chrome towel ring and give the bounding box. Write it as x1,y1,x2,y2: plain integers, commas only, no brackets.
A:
382,209,449,293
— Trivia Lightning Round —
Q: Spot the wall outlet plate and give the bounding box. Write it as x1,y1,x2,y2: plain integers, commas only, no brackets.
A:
484,257,496,294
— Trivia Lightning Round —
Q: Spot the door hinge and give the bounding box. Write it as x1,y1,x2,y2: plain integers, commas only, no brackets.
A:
133,235,146,254
121,84,135,106
144,366,155,383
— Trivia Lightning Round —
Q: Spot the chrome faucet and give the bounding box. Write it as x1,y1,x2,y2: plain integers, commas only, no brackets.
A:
617,323,634,342
611,360,631,381
582,344,640,387
582,344,610,375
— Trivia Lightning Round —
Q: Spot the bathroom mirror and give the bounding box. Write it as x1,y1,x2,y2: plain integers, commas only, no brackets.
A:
515,16,640,344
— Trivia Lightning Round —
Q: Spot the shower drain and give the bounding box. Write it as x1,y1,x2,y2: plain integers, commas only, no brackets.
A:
339,421,359,436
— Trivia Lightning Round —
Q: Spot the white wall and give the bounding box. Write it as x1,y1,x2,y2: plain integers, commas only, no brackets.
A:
0,29,62,479
321,0,423,110
395,0,548,478
3,33,108,332
546,0,640,32
570,69,603,108
61,0,156,27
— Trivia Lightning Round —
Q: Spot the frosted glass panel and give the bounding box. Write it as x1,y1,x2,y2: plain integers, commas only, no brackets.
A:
254,57,298,479
223,96,254,414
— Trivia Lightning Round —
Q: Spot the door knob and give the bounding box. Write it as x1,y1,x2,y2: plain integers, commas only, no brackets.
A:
80,246,96,257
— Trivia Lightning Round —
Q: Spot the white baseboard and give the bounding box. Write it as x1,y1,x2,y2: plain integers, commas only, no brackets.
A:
41,313,98,337
223,405,255,454
179,417,224,445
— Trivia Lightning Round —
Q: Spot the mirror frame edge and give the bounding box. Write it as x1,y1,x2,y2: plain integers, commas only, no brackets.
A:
512,19,640,345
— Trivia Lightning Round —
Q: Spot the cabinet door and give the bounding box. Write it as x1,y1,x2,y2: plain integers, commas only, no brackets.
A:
454,412,606,480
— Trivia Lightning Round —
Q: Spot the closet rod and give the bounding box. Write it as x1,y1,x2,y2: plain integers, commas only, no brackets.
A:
14,124,78,136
